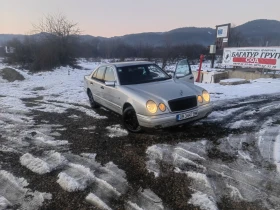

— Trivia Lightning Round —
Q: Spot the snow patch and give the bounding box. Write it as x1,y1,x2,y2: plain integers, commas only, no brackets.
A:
20,153,51,174
20,151,67,174
95,177,121,197
220,78,248,83
205,107,244,122
230,120,256,129
227,184,244,200
197,78,280,101
274,134,280,173
34,135,69,146
146,145,164,160
106,125,128,138
57,163,95,192
186,171,211,188
238,150,252,162
0,196,12,210
0,170,51,210
126,201,144,210
173,153,206,172
85,193,112,210
188,191,218,210
0,145,18,153
80,126,96,130
81,153,97,160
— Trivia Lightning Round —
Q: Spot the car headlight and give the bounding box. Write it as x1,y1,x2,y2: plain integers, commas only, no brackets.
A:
146,100,158,113
202,90,210,102
158,103,166,112
197,95,203,103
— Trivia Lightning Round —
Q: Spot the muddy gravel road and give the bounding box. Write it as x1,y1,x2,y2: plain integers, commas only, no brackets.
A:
0,92,280,210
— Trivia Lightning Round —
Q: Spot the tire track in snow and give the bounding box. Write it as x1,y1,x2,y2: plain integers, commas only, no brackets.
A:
19,151,166,210
146,95,280,210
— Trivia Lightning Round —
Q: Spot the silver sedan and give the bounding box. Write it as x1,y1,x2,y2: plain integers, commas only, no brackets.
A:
84,60,212,132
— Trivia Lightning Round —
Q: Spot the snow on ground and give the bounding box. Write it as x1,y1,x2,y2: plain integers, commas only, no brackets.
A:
188,191,218,210
57,163,95,192
126,189,164,210
20,151,68,175
146,138,280,209
220,78,248,83
0,170,52,210
197,78,280,102
274,134,280,173
85,193,112,210
229,119,256,129
2,59,280,209
0,196,12,210
18,147,165,209
146,96,280,209
0,60,104,118
106,124,128,138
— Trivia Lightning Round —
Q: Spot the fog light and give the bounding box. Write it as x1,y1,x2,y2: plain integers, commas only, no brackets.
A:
197,95,203,103
159,103,166,112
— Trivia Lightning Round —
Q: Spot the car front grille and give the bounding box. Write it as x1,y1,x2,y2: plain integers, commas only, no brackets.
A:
168,96,197,112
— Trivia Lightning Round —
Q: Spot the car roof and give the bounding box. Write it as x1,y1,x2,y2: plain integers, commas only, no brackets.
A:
100,61,155,68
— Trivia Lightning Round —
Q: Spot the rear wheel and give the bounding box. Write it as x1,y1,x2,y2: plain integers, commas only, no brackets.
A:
87,89,99,109
123,106,142,133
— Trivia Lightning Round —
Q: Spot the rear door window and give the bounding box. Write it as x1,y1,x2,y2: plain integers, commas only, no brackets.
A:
95,66,106,82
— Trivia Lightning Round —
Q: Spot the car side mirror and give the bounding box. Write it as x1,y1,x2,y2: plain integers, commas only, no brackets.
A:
105,81,115,87
175,73,185,79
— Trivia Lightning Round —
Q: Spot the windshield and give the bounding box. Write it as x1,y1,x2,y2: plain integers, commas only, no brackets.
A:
117,64,171,85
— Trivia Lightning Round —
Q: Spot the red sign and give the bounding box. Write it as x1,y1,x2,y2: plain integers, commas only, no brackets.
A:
232,57,277,65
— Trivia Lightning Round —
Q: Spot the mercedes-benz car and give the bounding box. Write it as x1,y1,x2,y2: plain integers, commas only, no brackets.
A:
84,59,212,132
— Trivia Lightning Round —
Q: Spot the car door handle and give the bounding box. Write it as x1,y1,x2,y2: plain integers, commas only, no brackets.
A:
100,86,104,89
190,76,194,80
90,82,93,85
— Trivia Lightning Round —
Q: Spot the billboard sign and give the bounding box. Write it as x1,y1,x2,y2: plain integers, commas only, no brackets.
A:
217,25,229,38
222,47,280,70
215,23,231,51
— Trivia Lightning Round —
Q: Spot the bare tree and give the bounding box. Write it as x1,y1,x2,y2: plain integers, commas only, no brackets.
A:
32,13,81,39
32,13,81,68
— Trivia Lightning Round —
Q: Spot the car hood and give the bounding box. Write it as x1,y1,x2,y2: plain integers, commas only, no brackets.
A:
125,79,202,101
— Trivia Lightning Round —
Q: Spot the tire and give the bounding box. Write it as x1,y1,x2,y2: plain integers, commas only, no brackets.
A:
87,89,99,109
123,106,142,133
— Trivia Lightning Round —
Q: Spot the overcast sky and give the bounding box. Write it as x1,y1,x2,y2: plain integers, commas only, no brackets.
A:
1,0,279,37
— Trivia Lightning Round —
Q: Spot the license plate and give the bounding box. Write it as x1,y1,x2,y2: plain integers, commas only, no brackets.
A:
176,110,198,121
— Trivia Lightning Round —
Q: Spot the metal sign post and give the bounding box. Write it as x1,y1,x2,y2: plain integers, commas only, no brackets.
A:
215,23,231,55
209,45,216,68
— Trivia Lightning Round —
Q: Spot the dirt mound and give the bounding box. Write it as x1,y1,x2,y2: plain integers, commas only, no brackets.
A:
0,68,25,82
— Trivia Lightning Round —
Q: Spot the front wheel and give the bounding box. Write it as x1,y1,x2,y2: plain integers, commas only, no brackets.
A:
123,106,142,133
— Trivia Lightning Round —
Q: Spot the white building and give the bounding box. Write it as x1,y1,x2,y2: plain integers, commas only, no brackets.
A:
5,46,15,54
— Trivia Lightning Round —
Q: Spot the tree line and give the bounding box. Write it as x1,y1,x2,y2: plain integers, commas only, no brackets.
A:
5,35,208,72
6,14,269,72
3,14,208,72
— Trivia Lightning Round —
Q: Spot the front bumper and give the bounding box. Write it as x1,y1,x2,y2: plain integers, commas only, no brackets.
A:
137,103,212,128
